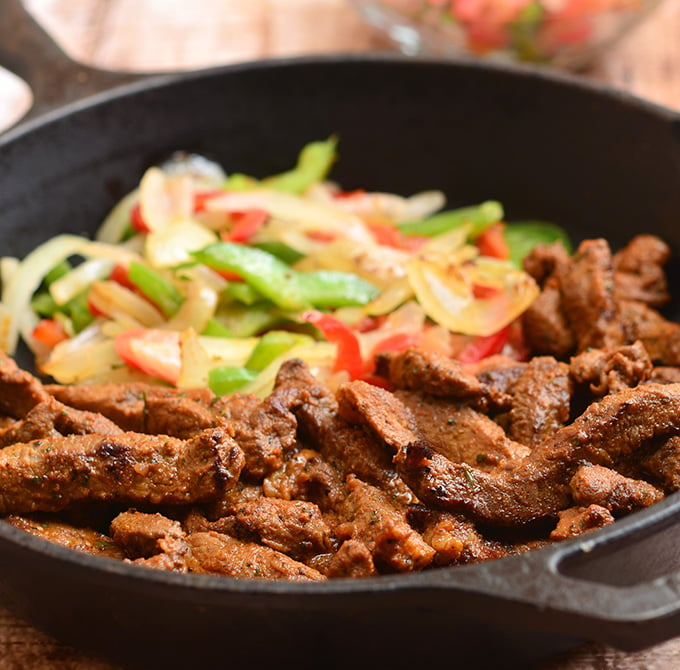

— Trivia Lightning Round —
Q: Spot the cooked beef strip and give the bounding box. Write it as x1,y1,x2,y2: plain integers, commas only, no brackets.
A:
110,510,187,559
521,280,576,358
616,301,680,366
262,449,345,511
464,355,527,401
570,464,664,513
324,539,377,578
649,367,680,385
0,428,245,514
613,234,670,308
507,357,571,447
47,382,216,433
0,395,123,447
3,514,125,559
569,341,653,397
133,551,189,572
555,239,623,352
202,481,265,520
396,390,529,469
334,475,435,573
643,436,680,492
395,383,680,526
186,531,326,581
0,352,50,418
549,505,615,541
523,241,571,286
210,496,334,561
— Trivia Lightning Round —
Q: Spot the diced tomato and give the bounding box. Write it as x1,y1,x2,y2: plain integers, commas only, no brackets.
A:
114,329,181,385
130,203,151,233
221,209,268,243
109,264,136,291
365,220,428,252
32,319,68,349
476,222,509,260
194,190,225,212
471,282,502,299
301,310,364,380
456,325,510,364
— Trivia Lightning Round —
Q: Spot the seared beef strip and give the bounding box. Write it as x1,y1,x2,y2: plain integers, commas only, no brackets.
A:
464,355,527,400
324,539,377,578
0,395,123,448
507,357,571,447
643,436,680,492
0,352,50,418
186,531,325,581
549,505,615,541
333,476,435,573
616,301,680,366
110,510,187,559
395,383,680,526
4,514,125,559
613,234,670,308
569,462,665,513
0,428,245,514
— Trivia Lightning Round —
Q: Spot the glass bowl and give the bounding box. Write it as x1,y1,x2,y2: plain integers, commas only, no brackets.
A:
350,0,665,69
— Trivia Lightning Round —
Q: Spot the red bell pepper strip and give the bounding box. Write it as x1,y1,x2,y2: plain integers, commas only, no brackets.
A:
114,328,181,385
301,310,364,380
475,222,509,260
365,220,428,252
130,204,151,233
109,264,136,291
221,209,269,243
194,190,226,212
32,319,68,349
456,325,510,364
371,332,422,356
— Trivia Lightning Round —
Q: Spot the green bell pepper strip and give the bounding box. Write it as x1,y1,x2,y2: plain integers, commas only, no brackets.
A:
45,260,72,286
215,302,283,338
263,137,338,194
252,241,305,265
504,221,572,268
397,201,504,238
298,270,378,308
127,261,184,318
208,365,258,396
201,318,233,338
245,331,313,371
225,281,264,306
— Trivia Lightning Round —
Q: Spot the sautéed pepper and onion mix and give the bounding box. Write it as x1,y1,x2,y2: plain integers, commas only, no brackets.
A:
0,139,570,394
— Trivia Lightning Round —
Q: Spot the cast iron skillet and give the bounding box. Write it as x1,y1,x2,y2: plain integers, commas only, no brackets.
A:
3,2,680,667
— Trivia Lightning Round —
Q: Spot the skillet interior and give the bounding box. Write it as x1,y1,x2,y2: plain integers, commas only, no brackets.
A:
2,55,680,666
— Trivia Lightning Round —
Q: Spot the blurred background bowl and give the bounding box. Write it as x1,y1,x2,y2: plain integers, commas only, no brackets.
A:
349,0,665,69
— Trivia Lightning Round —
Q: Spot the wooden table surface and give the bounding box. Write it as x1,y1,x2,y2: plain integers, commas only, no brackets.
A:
1,0,680,667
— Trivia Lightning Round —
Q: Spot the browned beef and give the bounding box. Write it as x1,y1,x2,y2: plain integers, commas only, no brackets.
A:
0,395,123,447
334,476,435,573
3,514,125,559
395,383,680,526
186,531,326,581
523,241,571,285
110,510,187,559
202,481,264,520
464,355,526,401
649,367,680,385
521,280,576,358
324,540,377,578
570,464,664,512
47,382,216,433
262,449,344,511
644,436,680,492
0,428,245,514
0,352,50,418
273,357,337,411
213,497,333,561
507,357,571,447
396,391,529,469
613,234,670,307
555,239,622,352
569,341,652,396
616,301,680,366
549,505,614,541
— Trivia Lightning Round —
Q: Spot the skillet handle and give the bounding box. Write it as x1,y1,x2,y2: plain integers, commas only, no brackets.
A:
0,0,148,125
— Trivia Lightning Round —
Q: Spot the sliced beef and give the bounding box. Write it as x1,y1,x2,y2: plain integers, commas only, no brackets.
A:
570,464,664,512
334,476,434,573
465,355,527,401
110,510,187,560
202,481,264,520
0,352,50,418
644,436,680,492
0,395,123,447
507,357,571,447
396,391,529,469
395,383,680,526
3,514,125,559
617,301,680,366
555,238,622,352
650,367,680,385
186,531,325,581
47,382,216,433
569,341,653,396
262,449,344,511
324,540,377,578
613,234,670,307
0,428,245,514
522,241,571,285
213,497,333,561
549,505,615,541
521,280,575,358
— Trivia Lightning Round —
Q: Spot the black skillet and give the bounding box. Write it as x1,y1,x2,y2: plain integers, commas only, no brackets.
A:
2,1,680,667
